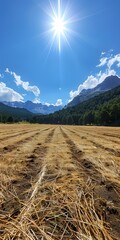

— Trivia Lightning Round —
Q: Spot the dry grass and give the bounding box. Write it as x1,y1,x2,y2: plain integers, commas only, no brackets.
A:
0,124,120,240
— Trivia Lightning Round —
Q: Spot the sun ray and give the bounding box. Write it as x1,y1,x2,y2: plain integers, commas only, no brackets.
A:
44,0,80,53
42,1,99,54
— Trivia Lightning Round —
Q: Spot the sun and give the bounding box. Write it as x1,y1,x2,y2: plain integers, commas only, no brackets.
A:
53,17,65,35
52,13,66,52
50,0,68,52
45,0,77,53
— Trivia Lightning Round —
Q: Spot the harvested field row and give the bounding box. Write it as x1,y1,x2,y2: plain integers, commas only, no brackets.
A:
0,126,53,152
64,126,120,156
0,124,120,240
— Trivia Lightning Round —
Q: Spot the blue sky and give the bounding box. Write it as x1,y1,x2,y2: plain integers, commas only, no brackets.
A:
0,0,120,106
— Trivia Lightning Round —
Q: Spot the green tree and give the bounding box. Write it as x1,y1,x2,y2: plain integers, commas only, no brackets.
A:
7,116,14,123
83,111,94,125
99,106,110,125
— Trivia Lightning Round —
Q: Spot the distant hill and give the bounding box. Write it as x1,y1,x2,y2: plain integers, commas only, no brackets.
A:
3,101,62,114
31,85,120,126
0,102,32,122
67,75,120,107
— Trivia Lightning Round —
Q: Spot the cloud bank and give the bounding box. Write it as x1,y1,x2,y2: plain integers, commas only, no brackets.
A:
0,82,24,102
1,69,62,106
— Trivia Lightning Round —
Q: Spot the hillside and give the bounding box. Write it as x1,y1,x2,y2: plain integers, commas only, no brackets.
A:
0,102,33,122
31,85,120,126
67,75,120,107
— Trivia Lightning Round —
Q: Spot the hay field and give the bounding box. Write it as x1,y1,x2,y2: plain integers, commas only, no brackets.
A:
0,124,120,240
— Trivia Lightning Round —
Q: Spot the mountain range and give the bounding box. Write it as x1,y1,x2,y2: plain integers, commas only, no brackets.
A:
1,75,120,114
2,101,62,114
67,75,120,107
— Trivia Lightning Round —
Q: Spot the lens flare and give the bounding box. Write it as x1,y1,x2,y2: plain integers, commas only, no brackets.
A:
45,0,78,53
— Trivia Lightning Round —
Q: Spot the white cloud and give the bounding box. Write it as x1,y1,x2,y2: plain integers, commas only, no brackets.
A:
101,52,106,56
69,51,119,102
44,99,63,107
32,98,41,104
45,102,51,106
107,54,120,69
5,68,11,74
0,73,4,78
5,68,40,97
0,82,24,102
97,57,108,67
97,53,120,69
55,99,62,106
69,75,98,100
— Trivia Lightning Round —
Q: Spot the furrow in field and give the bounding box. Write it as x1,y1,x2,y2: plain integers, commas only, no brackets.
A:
0,128,41,141
61,126,120,239
0,127,52,154
103,133,120,139
0,124,120,240
64,125,120,183
0,124,35,136
64,126,120,157
64,126,120,178
71,126,120,137
0,127,56,238
0,126,54,240
90,140,120,157
70,127,120,145
60,127,101,182
3,126,113,240
84,129,120,144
